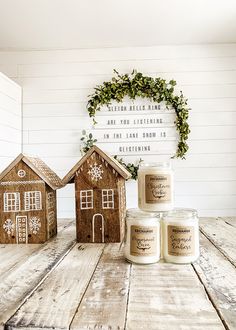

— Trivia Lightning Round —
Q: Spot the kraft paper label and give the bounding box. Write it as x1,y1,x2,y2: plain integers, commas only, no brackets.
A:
130,225,157,256
168,225,195,256
145,174,171,204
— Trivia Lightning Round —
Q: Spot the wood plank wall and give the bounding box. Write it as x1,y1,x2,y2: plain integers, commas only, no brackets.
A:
0,44,236,217
0,72,22,170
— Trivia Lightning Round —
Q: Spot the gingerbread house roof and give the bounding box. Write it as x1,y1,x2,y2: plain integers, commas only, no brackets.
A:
0,153,63,190
63,145,131,184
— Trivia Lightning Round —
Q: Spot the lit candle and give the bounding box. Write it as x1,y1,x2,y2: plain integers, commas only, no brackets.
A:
138,162,174,212
162,208,200,264
124,209,161,264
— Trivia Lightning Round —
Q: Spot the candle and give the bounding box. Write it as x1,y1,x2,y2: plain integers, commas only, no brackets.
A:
124,208,161,264
162,208,200,264
138,162,174,212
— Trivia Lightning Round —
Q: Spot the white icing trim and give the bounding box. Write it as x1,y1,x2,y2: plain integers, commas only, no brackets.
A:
80,190,93,209
4,192,20,212
24,191,42,211
102,189,114,209
92,214,104,243
1,180,44,186
17,169,26,178
47,192,54,209
16,216,28,244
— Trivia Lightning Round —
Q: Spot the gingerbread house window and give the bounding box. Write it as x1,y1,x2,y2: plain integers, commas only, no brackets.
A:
102,189,114,209
47,192,54,209
80,190,93,209
17,169,26,178
4,192,20,212
24,191,42,211
48,211,55,225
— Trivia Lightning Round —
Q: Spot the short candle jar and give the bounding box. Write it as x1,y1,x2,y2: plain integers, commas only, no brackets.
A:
124,209,161,264
138,162,174,212
162,208,200,264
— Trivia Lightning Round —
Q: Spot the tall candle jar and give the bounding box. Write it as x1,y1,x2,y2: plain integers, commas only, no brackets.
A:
124,209,161,264
162,208,200,264
138,162,174,212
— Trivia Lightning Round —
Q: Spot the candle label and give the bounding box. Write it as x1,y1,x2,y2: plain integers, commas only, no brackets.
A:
130,225,157,256
145,174,171,203
168,225,195,256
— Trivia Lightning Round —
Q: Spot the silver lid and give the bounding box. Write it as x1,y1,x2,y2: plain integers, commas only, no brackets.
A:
126,208,160,219
162,208,198,220
139,161,171,169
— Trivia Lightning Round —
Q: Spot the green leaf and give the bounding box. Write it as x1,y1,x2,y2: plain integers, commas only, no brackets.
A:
85,69,190,173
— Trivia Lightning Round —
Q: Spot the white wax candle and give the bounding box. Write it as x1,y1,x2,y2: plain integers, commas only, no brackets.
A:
138,162,174,212
124,209,161,264
162,209,200,264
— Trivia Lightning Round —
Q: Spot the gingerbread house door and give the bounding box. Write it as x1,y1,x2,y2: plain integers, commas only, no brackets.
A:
92,214,104,243
16,216,28,244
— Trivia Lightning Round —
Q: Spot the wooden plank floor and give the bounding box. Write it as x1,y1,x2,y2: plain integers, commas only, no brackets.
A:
0,218,235,330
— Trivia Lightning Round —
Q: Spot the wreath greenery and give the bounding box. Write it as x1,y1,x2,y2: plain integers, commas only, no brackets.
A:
81,70,190,180
80,131,142,180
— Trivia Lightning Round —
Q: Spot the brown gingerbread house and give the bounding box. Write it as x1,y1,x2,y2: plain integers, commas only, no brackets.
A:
63,146,131,243
0,153,63,244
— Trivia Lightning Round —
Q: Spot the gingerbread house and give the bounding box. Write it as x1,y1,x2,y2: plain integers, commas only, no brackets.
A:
0,153,63,244
63,146,131,243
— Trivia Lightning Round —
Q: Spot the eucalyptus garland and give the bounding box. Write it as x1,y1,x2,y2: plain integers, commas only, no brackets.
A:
80,130,141,180
82,70,190,179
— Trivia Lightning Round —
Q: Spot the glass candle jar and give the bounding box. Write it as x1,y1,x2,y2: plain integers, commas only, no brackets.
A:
162,208,200,264
124,208,161,264
138,162,174,212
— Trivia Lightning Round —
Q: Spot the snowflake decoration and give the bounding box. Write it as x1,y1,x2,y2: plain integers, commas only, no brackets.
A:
29,217,41,235
88,163,104,181
3,219,14,235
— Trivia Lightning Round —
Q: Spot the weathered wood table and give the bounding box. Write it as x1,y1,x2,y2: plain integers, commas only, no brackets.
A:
0,218,235,330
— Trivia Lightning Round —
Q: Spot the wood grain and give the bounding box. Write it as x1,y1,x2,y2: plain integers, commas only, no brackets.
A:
0,244,40,278
6,243,104,330
0,218,75,279
0,159,45,244
0,153,63,243
0,221,76,330
193,233,236,330
126,262,225,330
68,147,129,243
1,217,236,330
70,244,131,330
219,217,236,229
200,217,236,267
57,217,75,231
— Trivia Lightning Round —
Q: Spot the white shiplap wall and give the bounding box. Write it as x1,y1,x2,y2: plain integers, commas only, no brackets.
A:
0,44,236,217
0,72,22,171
